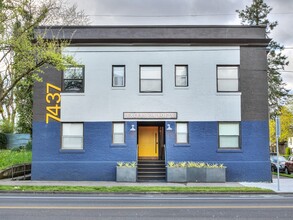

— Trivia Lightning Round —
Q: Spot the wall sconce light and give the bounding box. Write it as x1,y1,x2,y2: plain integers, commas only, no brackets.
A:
166,124,173,131
130,124,136,132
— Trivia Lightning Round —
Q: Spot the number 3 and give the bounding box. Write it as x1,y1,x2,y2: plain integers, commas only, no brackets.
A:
46,93,61,104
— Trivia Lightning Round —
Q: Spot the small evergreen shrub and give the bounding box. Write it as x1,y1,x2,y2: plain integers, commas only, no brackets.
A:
0,133,7,149
25,141,32,151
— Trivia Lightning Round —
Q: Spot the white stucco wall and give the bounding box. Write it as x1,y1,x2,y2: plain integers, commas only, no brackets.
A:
61,46,241,122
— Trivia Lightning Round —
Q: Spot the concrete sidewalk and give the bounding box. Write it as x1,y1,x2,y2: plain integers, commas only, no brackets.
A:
0,178,292,193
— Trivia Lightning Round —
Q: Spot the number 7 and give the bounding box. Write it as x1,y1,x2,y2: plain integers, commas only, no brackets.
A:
46,83,61,93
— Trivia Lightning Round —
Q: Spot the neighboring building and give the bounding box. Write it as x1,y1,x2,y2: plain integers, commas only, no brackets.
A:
32,25,271,182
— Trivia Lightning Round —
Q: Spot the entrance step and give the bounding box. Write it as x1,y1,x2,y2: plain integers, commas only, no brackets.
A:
137,160,166,182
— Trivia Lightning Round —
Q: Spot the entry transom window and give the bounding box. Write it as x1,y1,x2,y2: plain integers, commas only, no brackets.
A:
175,65,188,87
176,123,188,144
112,65,125,87
217,66,239,92
62,123,83,150
140,66,162,93
63,66,84,92
219,122,240,149
113,123,125,144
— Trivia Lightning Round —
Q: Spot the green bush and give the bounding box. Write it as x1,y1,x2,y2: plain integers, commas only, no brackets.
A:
0,119,14,133
0,133,7,149
285,147,291,156
25,141,32,151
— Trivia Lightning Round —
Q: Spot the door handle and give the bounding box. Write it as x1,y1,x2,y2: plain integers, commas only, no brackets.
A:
155,133,157,154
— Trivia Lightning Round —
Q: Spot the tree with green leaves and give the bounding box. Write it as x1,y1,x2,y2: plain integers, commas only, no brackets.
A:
0,0,89,133
236,0,289,118
269,106,293,145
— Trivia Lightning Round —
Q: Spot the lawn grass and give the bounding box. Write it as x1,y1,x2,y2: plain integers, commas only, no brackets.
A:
0,150,32,170
0,185,273,193
272,172,293,178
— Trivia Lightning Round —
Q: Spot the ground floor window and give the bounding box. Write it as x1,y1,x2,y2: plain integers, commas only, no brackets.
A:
61,123,83,150
176,122,188,144
218,122,240,149
113,122,125,144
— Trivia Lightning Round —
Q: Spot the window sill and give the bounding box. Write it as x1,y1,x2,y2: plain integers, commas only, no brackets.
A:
217,149,243,153
173,144,191,147
174,87,189,90
112,87,126,90
59,149,85,153
110,144,127,148
216,92,241,96
61,93,85,96
138,93,164,96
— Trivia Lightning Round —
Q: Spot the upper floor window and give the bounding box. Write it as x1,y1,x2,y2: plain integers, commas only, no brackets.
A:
218,122,240,149
176,122,188,144
175,65,188,87
62,123,83,150
217,66,239,92
113,122,125,144
63,66,84,92
112,65,125,87
140,66,162,93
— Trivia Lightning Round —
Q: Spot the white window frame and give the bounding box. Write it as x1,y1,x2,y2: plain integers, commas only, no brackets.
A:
218,122,240,149
176,122,188,144
139,65,162,93
217,66,239,92
61,123,84,150
175,65,188,87
112,122,125,144
112,65,125,87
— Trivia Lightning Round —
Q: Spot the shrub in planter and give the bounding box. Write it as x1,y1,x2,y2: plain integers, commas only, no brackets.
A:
116,161,137,182
166,161,187,183
187,162,206,182
205,163,226,183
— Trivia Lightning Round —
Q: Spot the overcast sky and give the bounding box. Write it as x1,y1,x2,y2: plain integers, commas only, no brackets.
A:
68,0,293,91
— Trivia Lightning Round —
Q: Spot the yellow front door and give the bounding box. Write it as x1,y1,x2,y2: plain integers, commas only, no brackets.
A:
138,126,159,159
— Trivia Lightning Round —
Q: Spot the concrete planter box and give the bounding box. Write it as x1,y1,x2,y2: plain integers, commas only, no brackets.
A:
116,167,137,182
206,168,226,183
187,168,206,182
167,167,187,182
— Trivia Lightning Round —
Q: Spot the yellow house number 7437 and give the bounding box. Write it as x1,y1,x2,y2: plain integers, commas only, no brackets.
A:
46,83,61,123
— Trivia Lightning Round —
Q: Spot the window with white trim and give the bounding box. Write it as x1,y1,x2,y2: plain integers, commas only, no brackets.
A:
217,66,239,92
219,122,240,149
175,65,188,87
140,66,162,93
62,123,83,150
113,123,125,144
176,123,188,144
112,65,125,87
63,66,84,92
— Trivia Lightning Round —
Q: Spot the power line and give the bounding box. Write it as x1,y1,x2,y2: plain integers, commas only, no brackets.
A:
87,12,293,18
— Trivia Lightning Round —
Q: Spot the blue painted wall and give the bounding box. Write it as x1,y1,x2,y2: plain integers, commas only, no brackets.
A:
32,122,137,180
165,121,271,182
32,120,270,182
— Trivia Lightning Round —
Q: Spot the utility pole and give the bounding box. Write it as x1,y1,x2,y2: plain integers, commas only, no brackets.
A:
276,116,281,191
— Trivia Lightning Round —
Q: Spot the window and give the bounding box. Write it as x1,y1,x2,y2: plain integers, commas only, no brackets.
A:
113,123,125,144
176,123,188,144
112,65,125,87
63,66,84,92
217,66,239,92
219,122,240,149
140,66,162,93
62,123,83,150
175,65,188,87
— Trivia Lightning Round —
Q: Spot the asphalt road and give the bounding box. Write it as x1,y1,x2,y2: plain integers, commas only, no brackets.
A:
0,193,293,220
